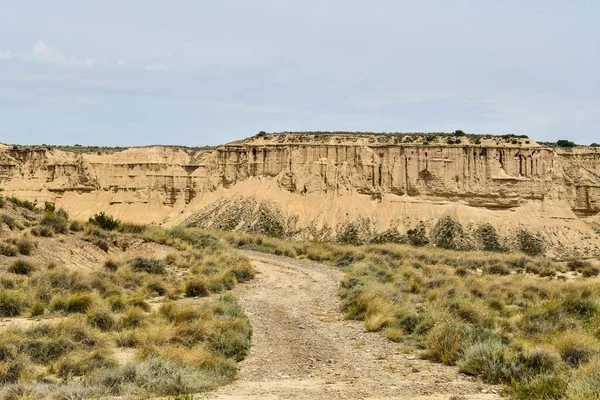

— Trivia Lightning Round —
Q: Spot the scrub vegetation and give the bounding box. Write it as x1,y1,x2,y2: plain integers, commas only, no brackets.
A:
220,230,600,400
0,196,254,399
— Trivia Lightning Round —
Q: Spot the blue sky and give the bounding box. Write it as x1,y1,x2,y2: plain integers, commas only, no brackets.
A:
0,1,598,146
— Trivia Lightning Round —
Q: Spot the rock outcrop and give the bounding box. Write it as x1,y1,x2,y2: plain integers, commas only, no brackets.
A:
1,133,599,258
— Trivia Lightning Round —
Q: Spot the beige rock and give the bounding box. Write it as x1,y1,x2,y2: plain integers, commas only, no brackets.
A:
1,133,599,258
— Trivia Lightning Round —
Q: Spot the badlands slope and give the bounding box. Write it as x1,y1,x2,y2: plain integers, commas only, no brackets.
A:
1,132,599,258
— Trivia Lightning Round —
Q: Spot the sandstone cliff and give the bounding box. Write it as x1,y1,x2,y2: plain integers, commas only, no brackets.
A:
1,133,599,258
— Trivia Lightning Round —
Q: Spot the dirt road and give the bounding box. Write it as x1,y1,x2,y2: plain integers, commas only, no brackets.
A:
201,251,501,399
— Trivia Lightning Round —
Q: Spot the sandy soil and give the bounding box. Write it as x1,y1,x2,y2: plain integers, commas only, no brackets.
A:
201,251,502,400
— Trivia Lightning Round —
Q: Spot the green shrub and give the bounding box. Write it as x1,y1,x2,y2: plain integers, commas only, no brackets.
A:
516,229,545,256
407,222,429,247
7,198,36,212
557,140,576,148
432,216,471,250
458,339,512,383
475,223,503,252
337,223,361,245
89,212,120,231
513,374,567,400
130,258,166,274
8,260,35,275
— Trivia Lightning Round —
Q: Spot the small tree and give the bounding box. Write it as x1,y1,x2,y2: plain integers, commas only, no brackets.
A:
556,140,576,148
90,212,120,231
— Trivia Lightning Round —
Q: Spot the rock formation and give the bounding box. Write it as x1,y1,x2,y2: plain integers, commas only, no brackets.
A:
1,133,599,258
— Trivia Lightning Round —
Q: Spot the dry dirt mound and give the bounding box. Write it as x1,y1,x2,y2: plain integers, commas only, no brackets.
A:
202,251,501,400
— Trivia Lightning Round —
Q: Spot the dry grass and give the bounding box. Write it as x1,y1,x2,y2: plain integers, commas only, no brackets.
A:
220,230,600,399
0,205,255,399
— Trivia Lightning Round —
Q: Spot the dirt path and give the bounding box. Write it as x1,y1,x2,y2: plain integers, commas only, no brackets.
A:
201,251,502,399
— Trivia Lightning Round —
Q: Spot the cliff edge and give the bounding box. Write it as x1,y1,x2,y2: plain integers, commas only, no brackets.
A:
1,132,599,258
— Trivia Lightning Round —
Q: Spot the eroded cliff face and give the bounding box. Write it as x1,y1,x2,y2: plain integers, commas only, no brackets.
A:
1,133,599,258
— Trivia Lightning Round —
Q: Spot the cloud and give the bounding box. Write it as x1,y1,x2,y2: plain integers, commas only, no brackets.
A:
0,41,100,69
145,63,169,72
0,50,13,60
28,41,97,68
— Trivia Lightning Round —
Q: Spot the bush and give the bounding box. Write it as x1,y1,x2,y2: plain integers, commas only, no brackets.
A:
8,260,35,275
69,220,84,232
92,238,110,252
40,212,68,234
31,226,53,237
557,140,576,148
86,305,116,331
89,212,120,231
0,215,18,230
7,198,36,212
117,222,147,234
15,237,34,256
55,348,116,378
554,331,598,367
121,308,147,329
426,322,466,365
0,243,18,257
516,229,545,256
432,216,471,250
0,291,25,317
103,259,120,272
185,278,209,297
484,263,511,275
53,293,95,314
337,223,361,245
513,374,567,400
407,222,429,247
130,258,166,274
458,339,512,383
475,223,503,252
0,357,26,384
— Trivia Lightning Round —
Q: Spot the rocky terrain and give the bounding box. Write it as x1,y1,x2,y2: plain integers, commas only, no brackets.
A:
1,132,599,258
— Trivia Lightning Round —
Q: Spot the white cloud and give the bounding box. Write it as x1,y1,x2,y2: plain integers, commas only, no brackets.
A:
0,50,13,60
145,64,168,72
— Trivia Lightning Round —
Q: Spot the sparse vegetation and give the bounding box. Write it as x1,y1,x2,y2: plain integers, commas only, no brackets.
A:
219,230,600,399
557,140,576,148
0,198,254,398
89,211,120,231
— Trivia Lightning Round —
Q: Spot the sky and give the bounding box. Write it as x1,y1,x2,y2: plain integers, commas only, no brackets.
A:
0,0,599,146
